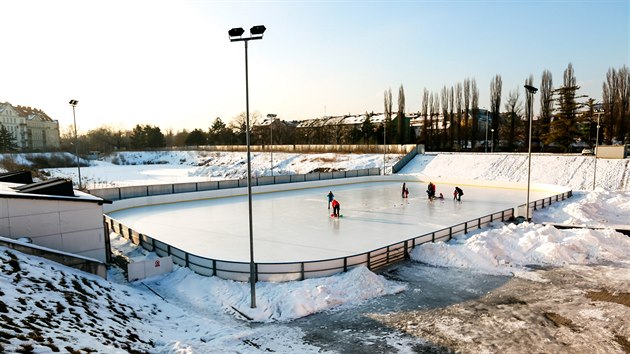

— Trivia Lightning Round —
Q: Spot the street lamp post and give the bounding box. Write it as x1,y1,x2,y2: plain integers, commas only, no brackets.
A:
524,84,538,221
592,111,602,190
229,25,266,309
267,113,276,177
69,100,82,189
490,129,495,153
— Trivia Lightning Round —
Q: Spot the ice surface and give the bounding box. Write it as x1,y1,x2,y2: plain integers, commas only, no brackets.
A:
109,180,559,262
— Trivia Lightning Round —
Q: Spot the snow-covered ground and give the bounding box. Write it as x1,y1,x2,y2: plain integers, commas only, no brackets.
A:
1,151,629,353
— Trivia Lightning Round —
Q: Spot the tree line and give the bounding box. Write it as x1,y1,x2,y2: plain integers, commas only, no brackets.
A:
57,63,629,155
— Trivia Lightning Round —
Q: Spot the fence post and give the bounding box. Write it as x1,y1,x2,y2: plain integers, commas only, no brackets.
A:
185,253,189,267
343,257,347,272
146,185,149,196
448,227,453,241
212,260,217,276
464,222,468,234
386,246,390,264
404,240,409,259
118,188,121,200
432,232,435,242
301,262,305,280
367,252,371,270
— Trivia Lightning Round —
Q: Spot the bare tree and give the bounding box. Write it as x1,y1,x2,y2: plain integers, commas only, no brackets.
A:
603,68,618,144
490,75,503,150
421,88,429,145
440,86,449,149
471,79,479,149
397,84,406,144
539,70,554,141
618,65,630,143
448,86,454,150
432,91,440,149
455,82,463,149
384,88,393,146
503,87,522,151
463,78,471,149
428,92,435,149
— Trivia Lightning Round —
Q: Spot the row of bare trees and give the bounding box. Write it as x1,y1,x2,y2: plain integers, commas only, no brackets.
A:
395,63,629,152
58,63,629,155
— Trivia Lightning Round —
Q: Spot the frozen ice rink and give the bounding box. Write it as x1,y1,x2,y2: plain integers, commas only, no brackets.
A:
109,180,559,263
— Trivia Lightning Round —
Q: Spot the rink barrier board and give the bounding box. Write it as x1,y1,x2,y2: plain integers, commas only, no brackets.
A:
91,168,382,203
104,190,571,282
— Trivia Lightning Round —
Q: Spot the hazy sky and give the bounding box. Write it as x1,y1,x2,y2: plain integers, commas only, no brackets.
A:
1,0,628,133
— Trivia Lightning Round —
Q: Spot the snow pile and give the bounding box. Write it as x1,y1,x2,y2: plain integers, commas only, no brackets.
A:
411,221,630,277
535,189,630,229
149,263,406,323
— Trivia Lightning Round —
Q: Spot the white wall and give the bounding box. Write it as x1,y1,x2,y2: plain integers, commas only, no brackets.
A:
0,198,107,262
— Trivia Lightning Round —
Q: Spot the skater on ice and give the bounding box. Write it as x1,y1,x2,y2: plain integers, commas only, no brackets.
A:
437,192,444,200
331,199,341,217
427,182,436,200
401,183,406,198
327,191,334,209
454,187,464,201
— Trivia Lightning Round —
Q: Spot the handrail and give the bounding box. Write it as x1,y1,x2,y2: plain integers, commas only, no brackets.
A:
105,190,572,282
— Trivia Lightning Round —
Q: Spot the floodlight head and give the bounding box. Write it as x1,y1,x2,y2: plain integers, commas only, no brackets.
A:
69,100,78,106
250,25,266,36
228,27,245,38
524,85,538,94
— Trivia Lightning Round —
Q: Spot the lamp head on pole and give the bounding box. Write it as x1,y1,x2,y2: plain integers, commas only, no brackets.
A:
69,99,78,107
524,85,538,94
228,27,245,39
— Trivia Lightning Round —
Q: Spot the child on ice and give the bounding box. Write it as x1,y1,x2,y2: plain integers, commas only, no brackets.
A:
331,199,341,217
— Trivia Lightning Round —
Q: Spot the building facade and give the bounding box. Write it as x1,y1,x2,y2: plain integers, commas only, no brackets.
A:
0,102,60,150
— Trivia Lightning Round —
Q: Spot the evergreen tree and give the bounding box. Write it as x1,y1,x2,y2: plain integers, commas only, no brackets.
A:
0,124,17,152
185,129,207,146
546,63,586,151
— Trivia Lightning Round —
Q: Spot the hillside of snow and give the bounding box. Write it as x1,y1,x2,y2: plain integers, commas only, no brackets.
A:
400,152,629,191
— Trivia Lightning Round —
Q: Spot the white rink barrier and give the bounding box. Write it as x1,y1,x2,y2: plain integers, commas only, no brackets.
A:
127,256,174,282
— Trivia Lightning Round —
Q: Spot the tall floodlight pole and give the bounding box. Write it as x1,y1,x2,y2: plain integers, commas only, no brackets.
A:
267,113,276,177
593,111,602,190
490,129,495,153
524,84,538,221
69,100,82,189
229,25,266,309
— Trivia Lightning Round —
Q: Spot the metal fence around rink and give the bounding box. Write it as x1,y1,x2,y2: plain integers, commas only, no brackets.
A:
89,168,382,201
104,190,572,282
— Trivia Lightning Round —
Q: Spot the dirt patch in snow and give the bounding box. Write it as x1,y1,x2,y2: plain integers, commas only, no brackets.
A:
370,264,630,354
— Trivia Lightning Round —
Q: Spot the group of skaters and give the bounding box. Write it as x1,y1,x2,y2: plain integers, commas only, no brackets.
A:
405,182,464,202
327,191,341,217
327,182,463,218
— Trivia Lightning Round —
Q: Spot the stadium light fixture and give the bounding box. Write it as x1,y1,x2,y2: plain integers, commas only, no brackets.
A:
524,84,538,221
229,25,266,309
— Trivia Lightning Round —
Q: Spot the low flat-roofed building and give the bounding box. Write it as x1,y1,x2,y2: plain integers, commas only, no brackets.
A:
0,172,111,262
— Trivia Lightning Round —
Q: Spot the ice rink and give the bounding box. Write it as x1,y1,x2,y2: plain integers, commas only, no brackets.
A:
108,180,560,263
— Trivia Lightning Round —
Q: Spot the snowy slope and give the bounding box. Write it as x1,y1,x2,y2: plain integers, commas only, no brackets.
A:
399,153,629,191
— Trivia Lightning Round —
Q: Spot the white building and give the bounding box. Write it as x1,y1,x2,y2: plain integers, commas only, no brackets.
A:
0,171,111,262
0,102,60,150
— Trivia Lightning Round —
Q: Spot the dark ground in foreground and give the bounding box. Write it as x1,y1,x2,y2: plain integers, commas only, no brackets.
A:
283,262,630,354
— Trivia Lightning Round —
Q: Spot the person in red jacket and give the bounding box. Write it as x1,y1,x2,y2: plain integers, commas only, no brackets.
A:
331,199,341,217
